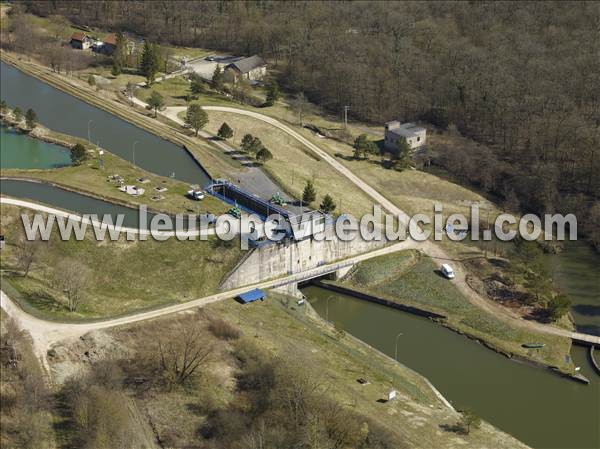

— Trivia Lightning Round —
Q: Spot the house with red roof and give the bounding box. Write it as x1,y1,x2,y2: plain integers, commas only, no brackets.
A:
70,31,92,50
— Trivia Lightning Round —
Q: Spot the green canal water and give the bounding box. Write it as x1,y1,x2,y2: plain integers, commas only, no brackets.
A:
304,241,600,449
1,125,72,169
1,57,598,449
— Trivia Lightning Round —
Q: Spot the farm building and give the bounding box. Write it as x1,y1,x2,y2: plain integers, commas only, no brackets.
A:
225,55,267,82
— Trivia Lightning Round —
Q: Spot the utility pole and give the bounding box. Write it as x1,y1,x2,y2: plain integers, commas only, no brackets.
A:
343,105,349,129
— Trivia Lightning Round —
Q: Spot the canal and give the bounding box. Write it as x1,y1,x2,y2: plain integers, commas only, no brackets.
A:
0,61,210,185
1,179,148,228
1,125,72,169
304,241,600,449
2,59,599,449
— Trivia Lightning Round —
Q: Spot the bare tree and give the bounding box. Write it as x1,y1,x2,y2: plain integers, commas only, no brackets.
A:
157,319,213,386
15,237,43,277
0,316,26,368
55,259,91,312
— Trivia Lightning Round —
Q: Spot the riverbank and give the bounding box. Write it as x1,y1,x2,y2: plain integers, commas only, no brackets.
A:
1,107,228,216
322,250,576,374
0,51,241,181
304,284,599,449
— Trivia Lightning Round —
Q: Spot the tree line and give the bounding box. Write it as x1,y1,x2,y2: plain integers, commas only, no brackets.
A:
16,1,600,249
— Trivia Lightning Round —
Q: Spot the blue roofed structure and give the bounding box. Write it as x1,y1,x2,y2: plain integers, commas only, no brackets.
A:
237,288,266,304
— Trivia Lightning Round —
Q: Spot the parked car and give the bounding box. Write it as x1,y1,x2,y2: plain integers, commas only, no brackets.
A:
187,188,205,200
441,263,455,279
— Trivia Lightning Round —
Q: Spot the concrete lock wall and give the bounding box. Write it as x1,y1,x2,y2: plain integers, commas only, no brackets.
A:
221,233,387,289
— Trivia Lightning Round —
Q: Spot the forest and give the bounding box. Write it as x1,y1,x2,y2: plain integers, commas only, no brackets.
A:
16,1,600,248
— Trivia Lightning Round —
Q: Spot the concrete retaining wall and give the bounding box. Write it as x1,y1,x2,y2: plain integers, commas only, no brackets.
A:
220,233,388,289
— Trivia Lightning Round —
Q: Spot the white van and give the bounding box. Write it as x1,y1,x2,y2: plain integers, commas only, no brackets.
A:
441,264,455,279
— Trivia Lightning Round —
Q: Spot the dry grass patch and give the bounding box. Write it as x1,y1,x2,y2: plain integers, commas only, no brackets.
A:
204,110,376,216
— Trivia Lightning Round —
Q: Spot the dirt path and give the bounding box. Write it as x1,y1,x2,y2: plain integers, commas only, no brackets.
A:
4,74,597,372
1,239,418,367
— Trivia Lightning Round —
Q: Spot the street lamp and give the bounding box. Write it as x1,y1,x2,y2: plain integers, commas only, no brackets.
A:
132,141,139,166
87,119,93,146
394,332,403,361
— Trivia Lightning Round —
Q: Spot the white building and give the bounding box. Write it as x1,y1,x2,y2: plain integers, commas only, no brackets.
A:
384,121,426,152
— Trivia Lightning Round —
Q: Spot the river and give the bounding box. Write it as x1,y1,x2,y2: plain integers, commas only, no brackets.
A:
0,61,210,185
2,58,599,449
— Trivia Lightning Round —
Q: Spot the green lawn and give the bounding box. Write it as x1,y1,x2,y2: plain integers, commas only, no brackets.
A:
0,205,242,320
1,126,228,216
333,250,574,372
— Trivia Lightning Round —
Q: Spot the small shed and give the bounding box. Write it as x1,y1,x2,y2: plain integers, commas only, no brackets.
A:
237,289,266,304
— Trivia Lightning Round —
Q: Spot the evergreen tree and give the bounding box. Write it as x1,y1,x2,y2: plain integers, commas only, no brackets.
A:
256,147,273,164
147,91,164,118
240,134,262,153
217,122,234,140
392,137,412,170
265,81,280,106
71,143,87,165
546,294,571,322
189,73,204,97
353,134,378,160
302,180,317,205
25,108,37,129
240,134,254,152
140,41,160,85
319,194,336,213
13,107,22,122
0,100,7,114
211,65,224,91
111,59,122,76
184,104,208,136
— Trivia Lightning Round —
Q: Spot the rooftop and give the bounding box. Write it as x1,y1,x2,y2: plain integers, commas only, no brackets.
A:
226,55,266,74
70,31,88,42
386,121,426,138
103,33,117,46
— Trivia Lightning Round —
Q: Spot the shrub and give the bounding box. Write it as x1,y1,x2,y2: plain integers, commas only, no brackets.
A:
208,318,242,340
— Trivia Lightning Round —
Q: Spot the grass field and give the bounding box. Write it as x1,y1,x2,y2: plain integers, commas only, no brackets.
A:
203,110,377,217
45,293,526,449
0,205,242,320
1,125,228,216
333,250,574,371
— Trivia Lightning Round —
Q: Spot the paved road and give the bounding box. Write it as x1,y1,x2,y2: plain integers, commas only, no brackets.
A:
0,239,418,369
0,197,222,237
4,90,599,372
180,106,600,346
130,96,292,202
